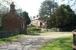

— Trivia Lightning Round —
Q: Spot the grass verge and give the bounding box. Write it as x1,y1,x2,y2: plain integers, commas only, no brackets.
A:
0,35,20,45
40,36,72,50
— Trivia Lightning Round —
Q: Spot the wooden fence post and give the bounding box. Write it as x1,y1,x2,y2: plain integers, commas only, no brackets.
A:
73,30,76,50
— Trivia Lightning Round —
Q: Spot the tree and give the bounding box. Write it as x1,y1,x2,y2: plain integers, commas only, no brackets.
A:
0,0,11,28
19,11,31,34
50,4,76,31
21,11,31,25
39,0,58,21
62,0,76,7
0,0,11,14
61,0,76,13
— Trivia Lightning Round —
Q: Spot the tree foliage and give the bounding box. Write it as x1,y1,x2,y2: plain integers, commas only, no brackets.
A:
39,0,58,21
0,0,10,14
21,11,31,25
48,4,76,31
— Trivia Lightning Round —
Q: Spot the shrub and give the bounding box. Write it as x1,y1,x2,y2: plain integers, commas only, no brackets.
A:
27,27,41,35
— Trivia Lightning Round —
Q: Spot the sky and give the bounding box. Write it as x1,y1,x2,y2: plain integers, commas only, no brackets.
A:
13,0,45,17
13,0,64,17
12,0,76,17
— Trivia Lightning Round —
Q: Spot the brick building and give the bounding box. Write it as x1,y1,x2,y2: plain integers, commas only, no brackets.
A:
2,2,26,33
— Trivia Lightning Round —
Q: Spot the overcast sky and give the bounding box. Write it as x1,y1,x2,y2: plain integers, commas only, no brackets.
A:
13,0,65,16
12,0,75,17
13,0,45,16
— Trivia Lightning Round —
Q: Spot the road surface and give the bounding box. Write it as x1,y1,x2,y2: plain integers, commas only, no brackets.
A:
0,32,72,50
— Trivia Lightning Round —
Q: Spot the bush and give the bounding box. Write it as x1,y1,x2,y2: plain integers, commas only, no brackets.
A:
47,28,59,32
27,27,41,35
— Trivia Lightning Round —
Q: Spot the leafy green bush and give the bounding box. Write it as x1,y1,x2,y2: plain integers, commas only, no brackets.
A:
27,27,41,35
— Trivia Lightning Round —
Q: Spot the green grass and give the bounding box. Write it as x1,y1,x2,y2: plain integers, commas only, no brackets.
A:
0,35,20,45
40,37,72,50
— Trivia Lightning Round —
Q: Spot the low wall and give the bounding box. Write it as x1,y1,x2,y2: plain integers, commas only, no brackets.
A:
0,31,18,38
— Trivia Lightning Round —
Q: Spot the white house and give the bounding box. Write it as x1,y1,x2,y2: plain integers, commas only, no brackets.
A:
31,16,47,28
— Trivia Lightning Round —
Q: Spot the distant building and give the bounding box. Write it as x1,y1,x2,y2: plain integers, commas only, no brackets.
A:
31,15,47,28
2,2,26,33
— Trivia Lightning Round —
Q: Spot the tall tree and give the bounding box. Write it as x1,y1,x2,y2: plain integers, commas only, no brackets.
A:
62,0,76,6
61,0,76,13
39,0,58,21
21,11,31,25
0,0,11,14
0,0,11,27
51,4,76,31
